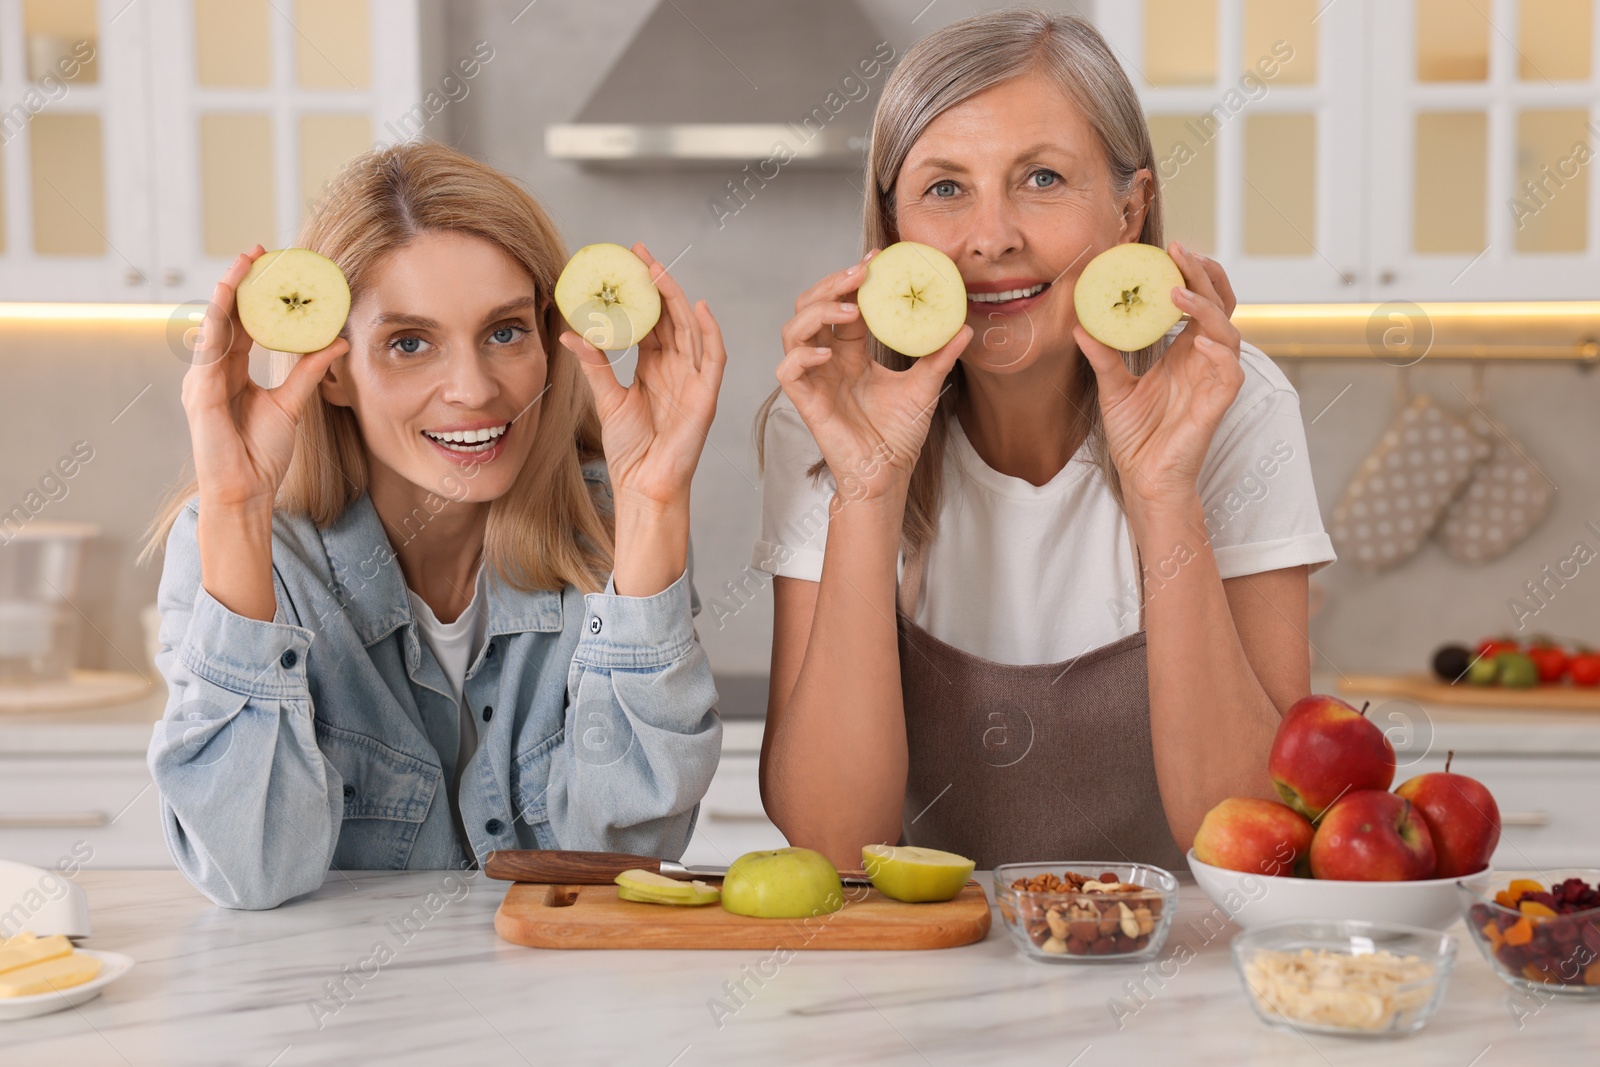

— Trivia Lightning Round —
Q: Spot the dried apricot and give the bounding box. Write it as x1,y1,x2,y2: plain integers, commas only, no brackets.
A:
1520,900,1559,919
1504,917,1534,946
1506,878,1545,903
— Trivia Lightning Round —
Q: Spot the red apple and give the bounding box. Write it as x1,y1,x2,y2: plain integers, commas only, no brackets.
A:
1269,694,1396,821
1193,797,1315,877
1394,751,1500,878
1309,790,1436,881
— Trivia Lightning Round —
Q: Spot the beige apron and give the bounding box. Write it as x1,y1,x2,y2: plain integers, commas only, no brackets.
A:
894,521,1187,873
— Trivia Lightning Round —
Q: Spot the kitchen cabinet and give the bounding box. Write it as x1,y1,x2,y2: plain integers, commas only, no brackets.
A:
1095,0,1600,302
0,0,422,303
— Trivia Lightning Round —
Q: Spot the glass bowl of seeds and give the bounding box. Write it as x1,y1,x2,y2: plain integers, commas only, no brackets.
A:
993,862,1178,964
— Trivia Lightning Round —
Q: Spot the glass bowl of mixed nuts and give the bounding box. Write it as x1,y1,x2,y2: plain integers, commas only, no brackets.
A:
993,862,1178,964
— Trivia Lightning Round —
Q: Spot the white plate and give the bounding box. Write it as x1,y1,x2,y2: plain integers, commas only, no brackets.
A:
0,949,135,1021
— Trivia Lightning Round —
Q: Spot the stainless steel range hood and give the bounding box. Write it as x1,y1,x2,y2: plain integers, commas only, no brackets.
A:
545,0,891,168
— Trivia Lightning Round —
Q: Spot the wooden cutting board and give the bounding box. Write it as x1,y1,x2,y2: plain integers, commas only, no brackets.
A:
494,881,992,950
1339,673,1600,711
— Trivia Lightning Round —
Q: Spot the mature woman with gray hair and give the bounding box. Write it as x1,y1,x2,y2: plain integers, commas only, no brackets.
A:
753,9,1334,870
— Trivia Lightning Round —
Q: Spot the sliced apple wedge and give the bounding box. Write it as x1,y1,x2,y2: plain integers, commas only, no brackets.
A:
856,241,968,358
1072,242,1185,352
614,868,720,906
862,844,975,902
554,243,662,351
236,248,351,353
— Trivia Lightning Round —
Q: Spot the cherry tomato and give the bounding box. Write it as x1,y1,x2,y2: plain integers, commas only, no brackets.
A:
1477,637,1521,660
1569,653,1600,687
1527,645,1570,684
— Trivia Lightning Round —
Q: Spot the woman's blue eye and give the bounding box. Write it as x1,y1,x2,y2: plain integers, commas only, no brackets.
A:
930,180,958,198
390,336,427,355
490,325,522,344
1029,169,1060,188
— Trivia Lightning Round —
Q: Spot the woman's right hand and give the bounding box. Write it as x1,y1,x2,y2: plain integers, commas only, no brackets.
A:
182,245,349,513
776,251,972,503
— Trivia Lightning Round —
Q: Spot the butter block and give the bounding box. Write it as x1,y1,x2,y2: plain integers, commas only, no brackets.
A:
0,933,72,975
0,952,102,997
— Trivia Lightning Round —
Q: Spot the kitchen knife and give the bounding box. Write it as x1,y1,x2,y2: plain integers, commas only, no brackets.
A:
483,849,872,885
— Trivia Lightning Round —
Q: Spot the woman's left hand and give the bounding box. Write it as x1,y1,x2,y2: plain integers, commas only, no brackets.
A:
1074,241,1243,512
561,244,726,514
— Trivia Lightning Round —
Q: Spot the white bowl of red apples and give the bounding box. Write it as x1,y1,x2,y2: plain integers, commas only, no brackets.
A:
1189,694,1498,931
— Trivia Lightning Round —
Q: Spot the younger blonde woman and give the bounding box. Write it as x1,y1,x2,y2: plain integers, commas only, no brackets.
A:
143,142,725,909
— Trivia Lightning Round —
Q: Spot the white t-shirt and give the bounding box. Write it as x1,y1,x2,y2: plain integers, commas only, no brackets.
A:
407,562,489,844
753,338,1336,666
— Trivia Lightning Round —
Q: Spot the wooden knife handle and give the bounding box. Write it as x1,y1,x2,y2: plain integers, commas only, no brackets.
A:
483,849,662,884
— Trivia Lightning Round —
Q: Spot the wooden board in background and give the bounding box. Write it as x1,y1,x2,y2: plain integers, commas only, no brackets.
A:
494,882,992,950
1339,673,1600,711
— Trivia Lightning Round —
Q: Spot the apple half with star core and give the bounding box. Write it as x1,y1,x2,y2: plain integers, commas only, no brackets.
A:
856,241,968,358
236,248,351,354
720,847,845,919
1072,242,1185,352
1268,694,1396,822
554,242,662,351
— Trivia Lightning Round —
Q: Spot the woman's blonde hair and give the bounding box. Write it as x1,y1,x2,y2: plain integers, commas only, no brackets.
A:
757,9,1164,558
141,140,613,593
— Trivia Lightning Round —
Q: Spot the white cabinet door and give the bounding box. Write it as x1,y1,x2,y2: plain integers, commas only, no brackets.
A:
0,0,156,301
1368,0,1600,300
0,756,171,868
1096,0,1368,301
146,0,421,305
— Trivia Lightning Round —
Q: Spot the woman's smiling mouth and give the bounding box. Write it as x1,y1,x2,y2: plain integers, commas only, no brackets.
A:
421,420,511,456
966,281,1051,312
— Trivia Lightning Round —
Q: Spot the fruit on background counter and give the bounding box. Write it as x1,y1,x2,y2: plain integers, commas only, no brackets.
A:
1269,695,1397,821
1431,643,1473,684
856,241,968,358
1192,797,1314,877
720,848,845,919
554,242,662,351
236,248,351,354
1072,242,1186,351
1309,790,1437,882
1393,752,1500,879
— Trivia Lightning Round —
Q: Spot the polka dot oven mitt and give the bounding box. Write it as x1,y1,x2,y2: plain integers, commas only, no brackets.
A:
1329,393,1492,571
1434,412,1554,563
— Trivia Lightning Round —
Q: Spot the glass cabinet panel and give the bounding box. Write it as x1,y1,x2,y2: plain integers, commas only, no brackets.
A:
193,0,271,88
1243,113,1316,256
1242,0,1317,83
1149,114,1218,253
200,114,275,258
1416,0,1489,81
1513,108,1590,252
23,0,98,84
293,0,371,89
1518,0,1592,81
1412,111,1487,254
30,113,105,255
1144,0,1218,85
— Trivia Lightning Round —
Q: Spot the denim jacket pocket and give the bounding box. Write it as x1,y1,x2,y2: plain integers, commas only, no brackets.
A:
316,720,440,869
510,728,563,847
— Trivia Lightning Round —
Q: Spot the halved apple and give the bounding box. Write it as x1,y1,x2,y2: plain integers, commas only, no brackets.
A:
236,248,351,353
1072,242,1185,352
856,241,968,358
861,844,975,902
614,868,720,906
554,243,662,351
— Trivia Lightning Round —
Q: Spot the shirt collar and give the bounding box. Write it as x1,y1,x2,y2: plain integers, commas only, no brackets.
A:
319,492,565,647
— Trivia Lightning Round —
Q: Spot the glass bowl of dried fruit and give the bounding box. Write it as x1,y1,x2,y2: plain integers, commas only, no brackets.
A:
992,862,1178,963
1231,919,1457,1036
1459,869,1600,996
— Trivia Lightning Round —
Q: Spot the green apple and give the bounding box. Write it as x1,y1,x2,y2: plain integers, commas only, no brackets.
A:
236,248,351,353
856,241,968,358
861,844,974,902
720,848,844,919
1495,651,1539,689
614,868,720,906
554,242,661,351
1072,242,1185,352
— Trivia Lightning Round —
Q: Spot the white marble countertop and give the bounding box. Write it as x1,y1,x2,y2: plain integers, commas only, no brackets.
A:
6,870,1596,1065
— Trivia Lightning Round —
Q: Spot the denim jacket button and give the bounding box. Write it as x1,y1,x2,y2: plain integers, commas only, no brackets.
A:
484,643,495,659
588,616,602,635
484,818,503,835
280,649,298,670
343,784,355,799
481,705,493,723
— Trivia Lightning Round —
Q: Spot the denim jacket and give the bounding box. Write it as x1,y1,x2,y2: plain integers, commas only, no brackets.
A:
147,464,721,909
